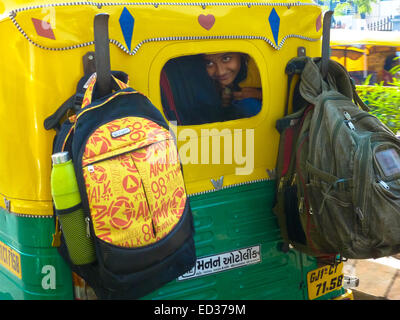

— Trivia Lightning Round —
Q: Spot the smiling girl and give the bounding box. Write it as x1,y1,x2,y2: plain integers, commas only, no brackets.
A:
203,52,262,116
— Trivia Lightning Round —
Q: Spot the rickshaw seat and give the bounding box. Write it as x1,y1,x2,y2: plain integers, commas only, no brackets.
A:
160,55,223,125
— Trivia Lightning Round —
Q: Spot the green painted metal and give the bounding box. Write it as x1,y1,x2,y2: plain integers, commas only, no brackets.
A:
0,180,344,300
144,180,344,300
0,209,74,300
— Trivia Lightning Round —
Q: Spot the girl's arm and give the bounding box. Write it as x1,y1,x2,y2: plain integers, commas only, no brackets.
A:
233,87,262,100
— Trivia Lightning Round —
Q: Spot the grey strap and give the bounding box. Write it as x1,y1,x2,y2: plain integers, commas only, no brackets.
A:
94,13,112,97
321,11,333,80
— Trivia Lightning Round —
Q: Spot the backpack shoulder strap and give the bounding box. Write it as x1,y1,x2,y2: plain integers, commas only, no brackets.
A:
44,73,95,131
284,57,308,116
44,71,130,131
44,95,80,131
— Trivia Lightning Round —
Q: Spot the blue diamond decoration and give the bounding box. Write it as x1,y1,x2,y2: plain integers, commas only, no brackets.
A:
268,8,280,46
119,7,134,51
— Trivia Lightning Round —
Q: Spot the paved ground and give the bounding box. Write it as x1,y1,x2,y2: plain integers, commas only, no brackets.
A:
344,255,400,300
352,290,387,300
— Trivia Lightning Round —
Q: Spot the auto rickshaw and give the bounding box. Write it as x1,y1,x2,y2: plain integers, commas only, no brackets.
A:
0,0,353,300
330,29,400,85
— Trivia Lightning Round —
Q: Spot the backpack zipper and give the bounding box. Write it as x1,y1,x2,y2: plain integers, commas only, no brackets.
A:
345,111,375,127
332,117,345,153
379,180,390,190
82,136,171,168
85,217,91,238
357,136,372,231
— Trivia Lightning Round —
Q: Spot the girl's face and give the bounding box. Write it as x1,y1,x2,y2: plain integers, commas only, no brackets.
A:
204,52,242,87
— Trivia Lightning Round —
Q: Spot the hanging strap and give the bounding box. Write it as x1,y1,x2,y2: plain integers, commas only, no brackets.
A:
320,11,333,80
44,95,79,131
94,13,112,98
44,71,130,131
353,89,370,112
76,75,137,123
284,57,307,116
80,73,129,109
332,58,370,112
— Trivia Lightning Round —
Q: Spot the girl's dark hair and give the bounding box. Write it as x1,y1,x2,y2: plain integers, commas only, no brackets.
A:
232,53,250,90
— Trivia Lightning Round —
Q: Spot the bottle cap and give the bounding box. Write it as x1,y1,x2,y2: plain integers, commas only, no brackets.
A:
51,152,70,164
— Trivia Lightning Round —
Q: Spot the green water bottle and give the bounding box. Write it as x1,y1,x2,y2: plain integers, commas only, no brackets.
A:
51,151,96,265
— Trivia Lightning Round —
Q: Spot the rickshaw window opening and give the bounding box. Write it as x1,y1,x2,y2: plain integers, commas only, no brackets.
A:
160,52,265,125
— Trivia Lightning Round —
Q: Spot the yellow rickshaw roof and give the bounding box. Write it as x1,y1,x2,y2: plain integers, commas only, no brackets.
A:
0,0,317,15
0,0,319,26
331,29,400,47
0,0,322,52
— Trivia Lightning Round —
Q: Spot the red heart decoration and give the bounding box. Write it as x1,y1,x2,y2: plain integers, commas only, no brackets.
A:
198,14,215,30
316,13,322,32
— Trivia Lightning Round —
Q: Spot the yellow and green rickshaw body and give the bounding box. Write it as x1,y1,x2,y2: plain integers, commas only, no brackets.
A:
330,29,400,84
0,0,351,300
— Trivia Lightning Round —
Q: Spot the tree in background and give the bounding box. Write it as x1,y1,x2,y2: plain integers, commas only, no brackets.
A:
318,0,378,16
352,0,378,15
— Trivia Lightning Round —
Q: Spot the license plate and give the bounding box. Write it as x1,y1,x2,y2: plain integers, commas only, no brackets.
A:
307,262,344,299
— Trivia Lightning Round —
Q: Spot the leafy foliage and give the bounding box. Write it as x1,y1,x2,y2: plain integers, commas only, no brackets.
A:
356,71,400,134
334,3,352,16
352,0,378,15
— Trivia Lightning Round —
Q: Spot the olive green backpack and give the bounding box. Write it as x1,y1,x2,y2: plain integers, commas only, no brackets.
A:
274,56,400,260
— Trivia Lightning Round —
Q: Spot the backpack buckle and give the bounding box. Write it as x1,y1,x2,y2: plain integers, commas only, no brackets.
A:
333,178,352,191
73,93,85,110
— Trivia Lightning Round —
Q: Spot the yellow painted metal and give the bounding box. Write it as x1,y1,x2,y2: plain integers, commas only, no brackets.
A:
331,29,400,47
333,289,354,300
307,262,344,300
331,46,366,72
330,29,400,78
0,0,322,215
